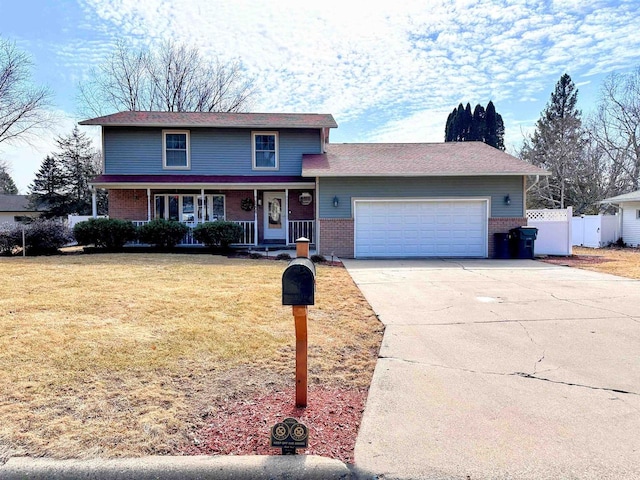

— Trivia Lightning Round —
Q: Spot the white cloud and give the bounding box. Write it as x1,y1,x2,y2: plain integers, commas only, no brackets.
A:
42,0,640,150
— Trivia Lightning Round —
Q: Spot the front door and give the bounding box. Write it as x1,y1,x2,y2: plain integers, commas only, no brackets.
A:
263,192,286,241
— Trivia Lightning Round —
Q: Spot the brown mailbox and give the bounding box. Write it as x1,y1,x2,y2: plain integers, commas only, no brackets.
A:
282,258,316,306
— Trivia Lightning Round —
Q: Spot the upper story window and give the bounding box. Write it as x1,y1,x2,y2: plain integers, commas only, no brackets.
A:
163,130,190,169
252,131,278,170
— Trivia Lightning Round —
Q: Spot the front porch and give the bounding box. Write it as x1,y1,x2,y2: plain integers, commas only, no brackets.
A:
94,182,317,247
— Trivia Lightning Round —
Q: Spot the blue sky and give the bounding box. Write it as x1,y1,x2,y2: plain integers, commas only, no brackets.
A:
2,0,640,192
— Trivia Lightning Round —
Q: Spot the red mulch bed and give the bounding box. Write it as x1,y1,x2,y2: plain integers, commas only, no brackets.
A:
541,255,612,267
182,387,367,463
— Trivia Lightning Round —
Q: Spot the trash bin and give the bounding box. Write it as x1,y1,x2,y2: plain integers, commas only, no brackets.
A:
509,227,538,259
493,232,511,259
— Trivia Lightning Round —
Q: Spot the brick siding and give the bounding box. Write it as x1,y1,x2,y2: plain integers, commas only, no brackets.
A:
287,189,315,220
108,189,148,220
488,217,527,258
225,190,254,221
319,218,354,258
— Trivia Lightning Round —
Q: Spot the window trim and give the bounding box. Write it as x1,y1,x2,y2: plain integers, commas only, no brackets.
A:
154,193,225,223
162,130,191,170
252,131,279,171
197,194,226,222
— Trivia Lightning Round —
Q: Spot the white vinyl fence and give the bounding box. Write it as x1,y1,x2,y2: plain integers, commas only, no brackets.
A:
572,214,620,248
67,215,108,229
526,207,573,256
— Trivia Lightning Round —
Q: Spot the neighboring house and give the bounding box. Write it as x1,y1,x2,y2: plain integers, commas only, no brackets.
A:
600,190,640,247
0,195,41,224
80,111,547,258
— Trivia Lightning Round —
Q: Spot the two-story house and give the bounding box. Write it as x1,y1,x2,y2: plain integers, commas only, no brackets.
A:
81,111,547,258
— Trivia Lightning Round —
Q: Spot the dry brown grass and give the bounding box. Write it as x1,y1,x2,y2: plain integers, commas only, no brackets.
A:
0,254,382,460
547,246,640,279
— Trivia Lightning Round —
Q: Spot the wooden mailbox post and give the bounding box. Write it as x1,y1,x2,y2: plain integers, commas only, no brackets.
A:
282,237,315,407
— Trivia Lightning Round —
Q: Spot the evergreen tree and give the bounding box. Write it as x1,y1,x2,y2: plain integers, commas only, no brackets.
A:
443,100,504,149
28,155,69,217
520,74,586,209
462,103,473,141
55,126,100,215
445,108,457,141
485,101,505,150
28,127,104,217
0,161,18,194
470,104,486,141
453,103,465,141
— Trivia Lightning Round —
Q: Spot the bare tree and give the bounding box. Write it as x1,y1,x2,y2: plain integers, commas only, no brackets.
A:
0,37,53,145
78,40,256,116
591,67,640,192
78,40,150,117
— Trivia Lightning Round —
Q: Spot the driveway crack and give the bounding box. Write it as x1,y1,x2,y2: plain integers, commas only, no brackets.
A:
511,372,640,396
378,356,639,396
518,321,546,375
547,292,637,320
378,355,506,376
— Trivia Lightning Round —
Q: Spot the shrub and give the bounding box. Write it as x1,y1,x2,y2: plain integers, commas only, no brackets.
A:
249,252,263,259
192,221,244,250
73,218,136,251
276,252,292,261
2,219,73,256
137,219,189,249
0,223,15,255
310,254,326,263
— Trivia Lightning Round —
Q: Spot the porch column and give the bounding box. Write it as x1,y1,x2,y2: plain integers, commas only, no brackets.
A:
91,188,97,218
201,188,205,224
254,189,258,246
285,188,289,245
147,188,151,221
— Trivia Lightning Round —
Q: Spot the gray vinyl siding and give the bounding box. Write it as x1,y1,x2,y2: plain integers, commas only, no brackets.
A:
318,176,524,218
103,127,321,175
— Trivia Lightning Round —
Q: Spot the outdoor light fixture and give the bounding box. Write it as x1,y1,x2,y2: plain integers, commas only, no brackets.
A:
333,196,339,208
298,192,312,206
504,194,511,206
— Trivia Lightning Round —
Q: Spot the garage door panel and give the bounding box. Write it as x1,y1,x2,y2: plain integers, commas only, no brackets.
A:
355,200,487,258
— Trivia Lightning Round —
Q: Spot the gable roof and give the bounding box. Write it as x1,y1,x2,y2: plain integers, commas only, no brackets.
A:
79,111,338,129
302,142,549,177
600,190,640,203
0,194,39,213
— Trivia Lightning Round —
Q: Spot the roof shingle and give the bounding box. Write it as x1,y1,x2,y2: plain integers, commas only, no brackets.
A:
302,142,549,177
79,111,337,129
601,189,640,203
0,194,40,213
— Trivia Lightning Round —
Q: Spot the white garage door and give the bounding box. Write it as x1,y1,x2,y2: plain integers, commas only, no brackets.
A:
355,199,488,258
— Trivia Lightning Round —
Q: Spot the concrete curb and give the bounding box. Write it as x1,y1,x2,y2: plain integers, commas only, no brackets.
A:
1,455,353,480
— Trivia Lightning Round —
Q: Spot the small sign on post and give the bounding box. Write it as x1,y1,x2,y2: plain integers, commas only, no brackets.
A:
270,417,309,455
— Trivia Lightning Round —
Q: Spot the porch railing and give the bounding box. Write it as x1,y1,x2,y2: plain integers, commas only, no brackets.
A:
130,220,256,246
234,221,256,245
288,220,315,244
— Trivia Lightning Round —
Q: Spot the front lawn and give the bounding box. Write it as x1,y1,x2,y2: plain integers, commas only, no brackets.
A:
0,254,382,462
542,246,640,279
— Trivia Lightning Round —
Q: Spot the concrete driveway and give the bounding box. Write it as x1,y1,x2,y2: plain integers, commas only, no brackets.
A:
345,259,640,480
